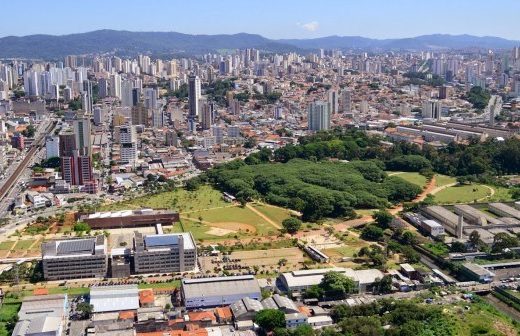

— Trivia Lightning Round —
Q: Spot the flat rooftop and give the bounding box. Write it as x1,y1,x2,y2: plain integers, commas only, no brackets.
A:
182,275,261,298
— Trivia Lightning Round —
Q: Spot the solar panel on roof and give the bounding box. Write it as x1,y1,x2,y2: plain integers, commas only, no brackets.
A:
56,239,95,255
145,235,179,247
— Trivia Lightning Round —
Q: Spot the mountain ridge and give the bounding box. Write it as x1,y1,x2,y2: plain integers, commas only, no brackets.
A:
0,30,518,59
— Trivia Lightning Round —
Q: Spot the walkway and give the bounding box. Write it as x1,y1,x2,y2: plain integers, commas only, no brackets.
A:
246,203,282,230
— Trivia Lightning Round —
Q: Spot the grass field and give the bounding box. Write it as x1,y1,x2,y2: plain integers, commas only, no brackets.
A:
101,185,228,213
486,185,514,202
434,174,457,188
12,240,35,250
185,206,278,236
433,184,490,204
395,172,428,188
0,241,15,250
138,280,181,290
251,203,292,225
0,302,20,336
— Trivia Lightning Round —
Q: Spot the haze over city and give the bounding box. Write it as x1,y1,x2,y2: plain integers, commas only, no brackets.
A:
0,1,520,336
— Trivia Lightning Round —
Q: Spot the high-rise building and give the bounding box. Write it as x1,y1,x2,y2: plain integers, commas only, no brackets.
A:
131,104,148,126
211,125,224,144
98,78,109,98
341,90,352,113
144,88,158,110
188,75,201,118
110,74,122,99
165,129,178,147
45,136,60,159
121,80,134,107
59,133,76,157
308,101,331,131
422,100,442,120
328,89,339,114
200,99,214,130
116,125,138,165
152,109,164,128
74,116,92,156
11,133,25,150
93,106,104,126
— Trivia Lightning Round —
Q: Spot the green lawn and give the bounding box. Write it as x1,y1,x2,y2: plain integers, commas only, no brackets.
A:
487,185,514,202
0,302,21,336
251,203,292,225
101,185,228,213
12,240,35,250
396,172,428,188
138,280,181,290
174,219,236,241
0,241,15,251
433,184,490,204
434,174,457,188
423,242,450,257
355,209,377,217
185,206,279,236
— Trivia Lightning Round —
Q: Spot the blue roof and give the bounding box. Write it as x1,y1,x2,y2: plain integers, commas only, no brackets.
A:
144,234,179,248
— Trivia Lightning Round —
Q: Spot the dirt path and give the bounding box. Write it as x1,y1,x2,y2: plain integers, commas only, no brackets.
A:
477,185,495,202
181,204,237,214
428,182,457,195
246,203,282,229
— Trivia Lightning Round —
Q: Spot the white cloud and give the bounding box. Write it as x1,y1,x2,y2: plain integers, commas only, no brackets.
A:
299,21,319,32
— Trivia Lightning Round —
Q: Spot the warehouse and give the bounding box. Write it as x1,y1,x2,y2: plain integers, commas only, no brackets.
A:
13,294,68,336
462,263,495,283
423,206,467,237
182,275,261,309
90,285,140,313
420,219,445,237
133,232,197,274
41,236,108,280
278,267,384,294
488,203,520,220
453,204,503,225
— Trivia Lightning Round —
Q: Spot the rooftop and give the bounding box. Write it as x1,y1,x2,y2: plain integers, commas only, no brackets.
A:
90,285,139,313
183,275,261,299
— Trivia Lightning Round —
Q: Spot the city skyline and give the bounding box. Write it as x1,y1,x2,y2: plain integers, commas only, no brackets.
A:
1,0,520,40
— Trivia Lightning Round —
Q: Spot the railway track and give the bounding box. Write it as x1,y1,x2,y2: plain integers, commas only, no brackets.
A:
0,120,56,201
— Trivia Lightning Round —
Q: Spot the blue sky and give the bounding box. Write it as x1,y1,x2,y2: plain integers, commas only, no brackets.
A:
2,0,520,40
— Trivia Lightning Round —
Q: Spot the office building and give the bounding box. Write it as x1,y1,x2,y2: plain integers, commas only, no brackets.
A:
73,116,92,156
41,236,108,280
93,106,104,125
307,101,331,131
11,133,25,150
132,104,148,126
133,232,197,274
188,75,201,118
110,74,122,99
45,136,60,159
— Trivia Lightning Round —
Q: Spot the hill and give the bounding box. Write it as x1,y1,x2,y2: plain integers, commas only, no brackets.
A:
0,30,518,59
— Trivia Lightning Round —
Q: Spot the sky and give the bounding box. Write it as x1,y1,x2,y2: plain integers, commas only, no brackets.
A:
2,0,520,40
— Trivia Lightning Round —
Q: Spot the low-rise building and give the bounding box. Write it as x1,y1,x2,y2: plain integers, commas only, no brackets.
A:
182,275,261,309
12,294,67,336
81,209,179,229
90,285,140,313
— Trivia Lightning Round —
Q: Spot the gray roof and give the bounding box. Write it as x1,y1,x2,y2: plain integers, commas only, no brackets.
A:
261,294,299,313
12,316,62,336
90,285,139,313
182,275,261,299
230,297,264,318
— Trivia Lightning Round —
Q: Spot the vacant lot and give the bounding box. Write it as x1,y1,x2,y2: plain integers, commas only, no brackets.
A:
0,241,15,251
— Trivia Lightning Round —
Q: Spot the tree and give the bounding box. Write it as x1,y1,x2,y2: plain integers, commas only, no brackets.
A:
73,222,91,233
492,232,519,252
373,210,393,229
375,275,393,294
450,241,467,253
185,178,201,191
361,225,384,241
339,316,384,336
319,271,356,299
401,246,420,263
282,217,302,234
401,231,417,245
76,303,93,317
304,285,324,299
254,309,286,332
469,230,481,247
